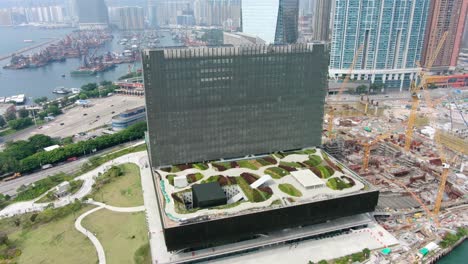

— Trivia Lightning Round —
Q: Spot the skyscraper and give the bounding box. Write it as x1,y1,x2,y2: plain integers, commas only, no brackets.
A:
312,0,332,41
330,0,430,91
193,0,241,30
148,0,158,27
118,6,145,30
153,0,191,26
241,0,299,44
421,0,468,71
143,44,328,167
75,0,109,29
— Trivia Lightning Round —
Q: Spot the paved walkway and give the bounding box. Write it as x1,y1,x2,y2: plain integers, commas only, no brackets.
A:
75,206,107,264
0,149,147,218
75,200,146,264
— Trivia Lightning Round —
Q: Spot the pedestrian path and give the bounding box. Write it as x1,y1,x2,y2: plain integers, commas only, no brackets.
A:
75,200,146,264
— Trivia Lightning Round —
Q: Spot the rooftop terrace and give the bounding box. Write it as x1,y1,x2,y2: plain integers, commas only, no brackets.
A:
153,148,376,227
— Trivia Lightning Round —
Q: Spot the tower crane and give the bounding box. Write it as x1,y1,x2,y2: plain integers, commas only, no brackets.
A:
359,133,393,171
404,31,448,152
327,45,364,139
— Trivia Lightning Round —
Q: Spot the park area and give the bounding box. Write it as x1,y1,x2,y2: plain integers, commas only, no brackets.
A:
0,161,150,263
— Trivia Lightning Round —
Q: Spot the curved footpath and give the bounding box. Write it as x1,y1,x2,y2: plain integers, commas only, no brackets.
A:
0,149,151,264
75,200,146,264
0,151,148,218
75,206,107,264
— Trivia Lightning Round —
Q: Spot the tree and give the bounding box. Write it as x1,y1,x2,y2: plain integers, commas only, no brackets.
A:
0,232,8,245
81,83,98,91
356,85,368,94
0,115,6,128
28,134,56,150
46,105,62,116
4,109,16,121
18,108,29,118
34,96,48,105
363,248,371,257
318,260,328,264
79,93,88,100
8,117,33,130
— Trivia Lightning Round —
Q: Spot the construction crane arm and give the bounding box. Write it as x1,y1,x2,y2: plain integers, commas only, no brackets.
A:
328,45,364,139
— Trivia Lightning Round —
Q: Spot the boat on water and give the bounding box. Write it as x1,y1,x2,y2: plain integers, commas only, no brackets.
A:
70,68,97,76
23,39,34,43
70,88,81,94
53,87,71,94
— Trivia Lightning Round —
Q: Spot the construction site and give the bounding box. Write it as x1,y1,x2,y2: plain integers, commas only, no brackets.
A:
323,33,468,262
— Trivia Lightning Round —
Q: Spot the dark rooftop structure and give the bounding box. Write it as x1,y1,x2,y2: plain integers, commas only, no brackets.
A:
192,182,227,208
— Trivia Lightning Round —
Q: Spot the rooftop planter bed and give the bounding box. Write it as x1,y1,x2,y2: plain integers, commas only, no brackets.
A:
278,183,303,197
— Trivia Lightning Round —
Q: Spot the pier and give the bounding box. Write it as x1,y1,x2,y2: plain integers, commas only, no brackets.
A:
0,38,58,62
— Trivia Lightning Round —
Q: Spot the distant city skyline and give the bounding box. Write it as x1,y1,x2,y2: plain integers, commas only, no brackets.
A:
329,0,431,91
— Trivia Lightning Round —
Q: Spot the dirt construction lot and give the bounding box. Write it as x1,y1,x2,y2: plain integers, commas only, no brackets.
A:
16,95,144,141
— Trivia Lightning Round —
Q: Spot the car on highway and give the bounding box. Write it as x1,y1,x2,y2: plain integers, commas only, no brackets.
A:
67,157,78,162
41,164,53,170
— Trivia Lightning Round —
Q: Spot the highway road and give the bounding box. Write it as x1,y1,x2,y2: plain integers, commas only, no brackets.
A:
0,140,144,196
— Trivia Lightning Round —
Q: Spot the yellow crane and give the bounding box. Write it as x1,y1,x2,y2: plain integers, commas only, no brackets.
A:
359,133,393,171
404,31,448,152
327,45,363,139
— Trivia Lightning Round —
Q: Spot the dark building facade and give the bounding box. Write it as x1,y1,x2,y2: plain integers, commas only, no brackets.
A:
75,0,109,27
143,44,329,167
241,0,299,44
161,187,379,251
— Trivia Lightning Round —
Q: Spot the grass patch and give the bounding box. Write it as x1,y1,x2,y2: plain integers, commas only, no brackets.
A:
36,180,84,203
316,165,333,179
237,177,271,203
193,163,209,170
166,174,176,185
237,160,260,170
264,167,289,179
134,243,151,264
0,128,17,137
332,248,371,264
201,175,221,184
279,161,304,168
326,177,352,190
13,173,73,203
79,143,147,176
270,199,282,206
0,203,96,264
91,163,143,207
82,209,149,264
278,183,302,197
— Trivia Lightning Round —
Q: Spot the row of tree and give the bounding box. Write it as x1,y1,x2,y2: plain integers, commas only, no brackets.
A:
0,122,147,176
17,122,147,173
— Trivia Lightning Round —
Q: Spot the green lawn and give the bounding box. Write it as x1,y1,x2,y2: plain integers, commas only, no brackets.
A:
279,161,304,168
237,160,260,170
6,206,97,264
278,183,303,197
237,177,271,202
92,163,143,207
326,177,352,190
82,209,150,264
36,180,84,204
264,167,289,179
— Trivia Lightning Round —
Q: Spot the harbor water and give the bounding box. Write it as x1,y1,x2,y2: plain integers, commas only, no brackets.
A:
437,240,467,264
0,27,179,99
